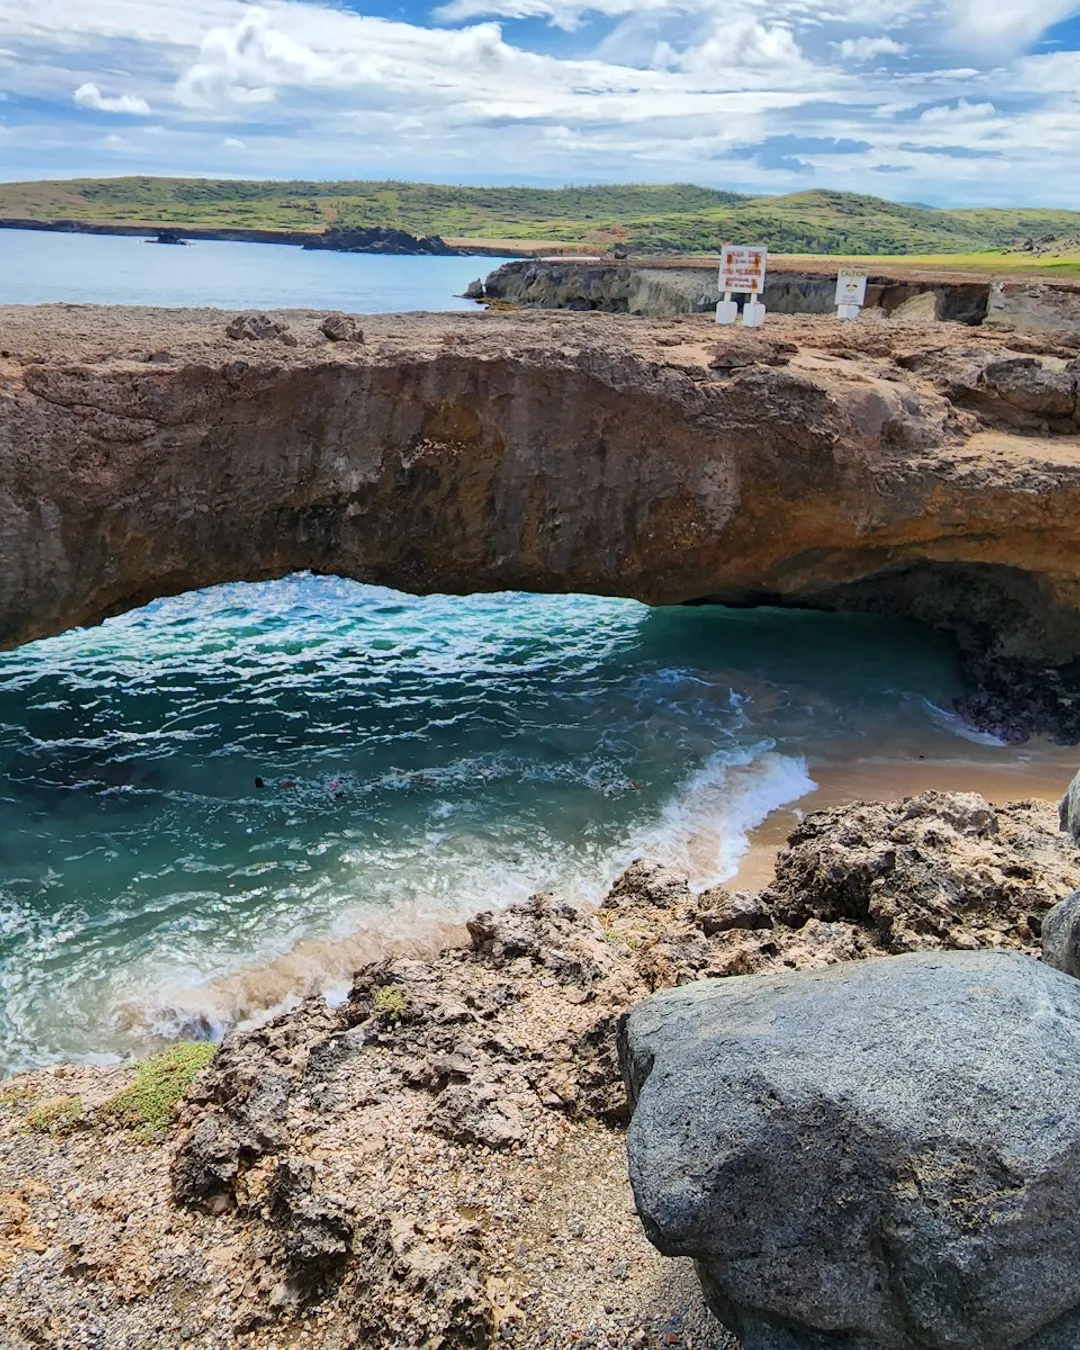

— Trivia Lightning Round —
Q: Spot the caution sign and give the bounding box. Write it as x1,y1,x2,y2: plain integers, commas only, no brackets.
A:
719,244,768,295
835,273,868,307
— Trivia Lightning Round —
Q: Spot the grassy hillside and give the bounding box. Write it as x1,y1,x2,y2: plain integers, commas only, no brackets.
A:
3,177,1080,256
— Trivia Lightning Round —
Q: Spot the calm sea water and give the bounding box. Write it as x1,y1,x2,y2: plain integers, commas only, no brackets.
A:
0,575,1024,1073
0,228,510,310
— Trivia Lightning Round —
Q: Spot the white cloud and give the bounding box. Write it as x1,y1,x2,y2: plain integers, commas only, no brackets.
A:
102,131,125,145
657,19,811,79
947,0,1080,48
0,0,1077,202
920,97,996,123
74,80,150,113
835,36,909,61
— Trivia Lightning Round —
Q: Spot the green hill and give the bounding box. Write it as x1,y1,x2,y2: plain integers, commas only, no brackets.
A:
3,177,1079,256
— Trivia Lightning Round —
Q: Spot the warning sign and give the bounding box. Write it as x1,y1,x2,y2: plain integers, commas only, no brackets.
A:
835,273,868,307
719,244,768,295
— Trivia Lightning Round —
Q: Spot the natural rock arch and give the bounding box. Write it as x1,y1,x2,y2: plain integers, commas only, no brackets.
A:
3,307,1080,733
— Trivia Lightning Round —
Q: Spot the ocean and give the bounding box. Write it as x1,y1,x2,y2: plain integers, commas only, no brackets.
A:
0,575,1068,1073
0,227,510,310
0,230,1073,1074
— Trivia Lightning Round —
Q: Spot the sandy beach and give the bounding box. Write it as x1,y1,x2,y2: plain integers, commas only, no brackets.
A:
734,749,1079,888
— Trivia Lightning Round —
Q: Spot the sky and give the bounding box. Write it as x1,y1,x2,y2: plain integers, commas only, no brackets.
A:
1,0,1080,204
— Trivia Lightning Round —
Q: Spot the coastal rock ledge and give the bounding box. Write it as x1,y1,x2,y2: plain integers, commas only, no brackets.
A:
5,306,1080,734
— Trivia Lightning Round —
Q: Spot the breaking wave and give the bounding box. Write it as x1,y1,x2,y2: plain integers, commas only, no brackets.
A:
0,574,1028,1072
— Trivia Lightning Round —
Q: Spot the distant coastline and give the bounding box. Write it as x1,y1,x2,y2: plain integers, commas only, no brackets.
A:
0,217,536,258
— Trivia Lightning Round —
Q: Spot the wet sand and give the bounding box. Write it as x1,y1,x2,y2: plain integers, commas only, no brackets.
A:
732,750,1079,890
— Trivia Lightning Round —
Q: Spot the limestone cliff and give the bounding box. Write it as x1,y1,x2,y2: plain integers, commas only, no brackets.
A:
3,305,1080,734
482,259,994,322
482,259,1080,330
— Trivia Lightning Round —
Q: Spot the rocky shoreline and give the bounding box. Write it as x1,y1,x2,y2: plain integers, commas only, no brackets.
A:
0,218,533,257
479,258,1080,329
2,787,1079,1349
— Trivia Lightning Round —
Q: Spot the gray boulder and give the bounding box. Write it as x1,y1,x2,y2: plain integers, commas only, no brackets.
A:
1042,889,1080,976
1061,767,1080,845
620,951,1080,1350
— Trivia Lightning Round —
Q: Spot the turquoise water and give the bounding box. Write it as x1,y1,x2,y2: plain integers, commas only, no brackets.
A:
0,575,1003,1073
0,229,510,309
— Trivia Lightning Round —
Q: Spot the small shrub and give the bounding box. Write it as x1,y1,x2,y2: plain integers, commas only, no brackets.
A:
25,1095,82,1134
372,985,408,1021
102,1042,216,1135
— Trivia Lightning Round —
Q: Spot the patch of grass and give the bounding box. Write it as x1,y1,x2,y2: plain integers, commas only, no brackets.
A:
24,1095,82,1134
371,985,408,1021
102,1042,216,1135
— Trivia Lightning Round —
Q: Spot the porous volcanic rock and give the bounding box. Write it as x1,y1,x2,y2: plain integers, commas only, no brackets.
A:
5,308,1080,735
319,312,363,343
225,312,298,344
620,950,1080,1350
762,790,1080,952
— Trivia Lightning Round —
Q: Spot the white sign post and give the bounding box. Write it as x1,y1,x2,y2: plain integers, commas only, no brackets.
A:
716,243,768,326
835,272,868,321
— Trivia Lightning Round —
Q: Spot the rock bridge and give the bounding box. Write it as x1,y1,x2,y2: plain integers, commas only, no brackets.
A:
3,304,1080,734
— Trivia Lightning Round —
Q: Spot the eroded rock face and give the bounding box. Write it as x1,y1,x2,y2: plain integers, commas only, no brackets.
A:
4,307,1080,735
764,790,1080,951
483,262,993,324
620,951,1080,1350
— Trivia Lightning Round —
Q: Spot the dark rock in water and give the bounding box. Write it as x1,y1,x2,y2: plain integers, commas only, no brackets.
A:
302,225,453,256
147,228,187,245
620,950,1080,1350
319,312,363,343
463,278,485,299
225,313,298,345
1042,889,1080,976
